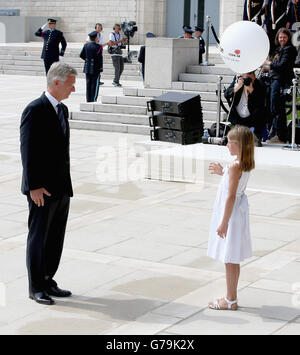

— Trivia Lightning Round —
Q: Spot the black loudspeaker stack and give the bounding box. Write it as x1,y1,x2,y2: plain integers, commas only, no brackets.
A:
147,92,204,145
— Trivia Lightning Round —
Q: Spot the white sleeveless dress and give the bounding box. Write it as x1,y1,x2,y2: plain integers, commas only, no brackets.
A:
207,163,252,264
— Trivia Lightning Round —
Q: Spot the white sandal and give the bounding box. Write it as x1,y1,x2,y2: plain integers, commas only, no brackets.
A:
209,297,238,311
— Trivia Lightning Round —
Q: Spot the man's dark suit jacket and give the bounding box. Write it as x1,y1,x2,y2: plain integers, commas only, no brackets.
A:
20,93,73,199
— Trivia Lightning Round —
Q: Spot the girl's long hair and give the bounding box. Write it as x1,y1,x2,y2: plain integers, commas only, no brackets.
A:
228,126,255,172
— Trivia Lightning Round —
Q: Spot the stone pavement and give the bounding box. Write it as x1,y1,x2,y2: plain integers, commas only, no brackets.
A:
0,73,300,335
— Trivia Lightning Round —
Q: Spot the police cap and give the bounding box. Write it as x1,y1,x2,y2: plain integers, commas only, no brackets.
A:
88,30,98,39
195,26,204,32
146,32,156,38
183,27,194,34
48,19,57,24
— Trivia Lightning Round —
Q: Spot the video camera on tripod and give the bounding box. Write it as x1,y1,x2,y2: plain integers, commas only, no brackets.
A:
121,21,138,63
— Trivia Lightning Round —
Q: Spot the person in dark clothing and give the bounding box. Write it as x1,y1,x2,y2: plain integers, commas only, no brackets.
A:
225,72,267,146
243,0,265,25
264,28,297,143
194,26,205,64
20,62,77,305
138,32,156,82
264,0,289,55
287,0,300,30
35,19,67,74
80,31,103,102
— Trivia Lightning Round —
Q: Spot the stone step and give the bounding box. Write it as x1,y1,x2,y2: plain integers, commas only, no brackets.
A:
0,57,139,70
98,95,227,112
71,111,150,126
7,55,140,68
71,108,225,126
122,87,225,102
179,73,233,84
69,119,151,135
69,118,218,135
102,95,152,106
82,103,148,115
187,65,235,76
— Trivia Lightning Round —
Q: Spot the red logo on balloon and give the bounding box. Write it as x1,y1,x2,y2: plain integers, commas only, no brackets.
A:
234,50,241,55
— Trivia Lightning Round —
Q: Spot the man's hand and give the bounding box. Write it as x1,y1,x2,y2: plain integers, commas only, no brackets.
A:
30,188,51,207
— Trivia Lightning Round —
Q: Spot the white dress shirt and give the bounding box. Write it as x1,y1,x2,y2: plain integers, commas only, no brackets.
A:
45,91,59,114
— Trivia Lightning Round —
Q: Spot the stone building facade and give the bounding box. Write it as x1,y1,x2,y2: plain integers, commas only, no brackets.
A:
0,0,243,43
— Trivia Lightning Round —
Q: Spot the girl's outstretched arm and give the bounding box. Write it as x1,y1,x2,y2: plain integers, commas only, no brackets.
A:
217,163,242,238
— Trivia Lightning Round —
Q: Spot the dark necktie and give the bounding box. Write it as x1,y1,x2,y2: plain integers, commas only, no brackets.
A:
57,103,67,136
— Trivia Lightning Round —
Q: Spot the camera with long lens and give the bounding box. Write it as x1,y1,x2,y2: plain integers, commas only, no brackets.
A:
243,77,252,87
120,21,138,63
202,136,228,146
121,21,138,38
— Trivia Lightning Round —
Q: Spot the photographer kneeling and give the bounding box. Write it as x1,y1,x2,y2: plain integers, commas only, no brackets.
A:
108,24,128,87
225,72,266,147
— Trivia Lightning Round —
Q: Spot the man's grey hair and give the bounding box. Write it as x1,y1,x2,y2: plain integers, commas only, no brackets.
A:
47,62,77,88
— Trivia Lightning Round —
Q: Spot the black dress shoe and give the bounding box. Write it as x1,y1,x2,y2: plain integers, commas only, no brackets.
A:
29,292,55,305
46,286,72,298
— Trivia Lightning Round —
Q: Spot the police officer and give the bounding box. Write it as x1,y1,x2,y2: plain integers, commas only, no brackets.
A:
243,0,265,25
80,31,103,102
264,0,289,54
194,26,205,64
179,26,194,39
35,19,67,74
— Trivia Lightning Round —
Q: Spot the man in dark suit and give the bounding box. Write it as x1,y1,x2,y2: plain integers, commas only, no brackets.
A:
80,31,103,102
20,62,77,305
35,19,67,74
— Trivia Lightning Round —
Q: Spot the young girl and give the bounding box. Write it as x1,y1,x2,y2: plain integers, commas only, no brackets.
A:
207,126,255,311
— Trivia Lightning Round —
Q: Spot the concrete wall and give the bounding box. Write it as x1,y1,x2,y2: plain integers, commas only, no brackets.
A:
145,38,199,89
0,0,242,43
0,16,27,42
0,0,168,43
219,0,244,35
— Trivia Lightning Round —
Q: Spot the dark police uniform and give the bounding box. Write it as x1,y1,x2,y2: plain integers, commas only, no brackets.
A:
35,19,67,74
80,31,103,102
265,0,289,54
194,26,205,64
243,0,265,25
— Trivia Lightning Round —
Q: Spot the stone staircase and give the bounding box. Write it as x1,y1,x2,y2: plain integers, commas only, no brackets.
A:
0,45,141,81
70,52,235,135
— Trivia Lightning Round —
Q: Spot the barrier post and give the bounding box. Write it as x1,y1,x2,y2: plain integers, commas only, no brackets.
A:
216,76,223,137
283,78,300,151
202,16,214,67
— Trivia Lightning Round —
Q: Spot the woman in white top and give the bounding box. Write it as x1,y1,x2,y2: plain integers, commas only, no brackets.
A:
207,126,255,310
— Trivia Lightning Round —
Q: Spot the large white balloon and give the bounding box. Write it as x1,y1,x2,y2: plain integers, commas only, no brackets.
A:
220,21,270,74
